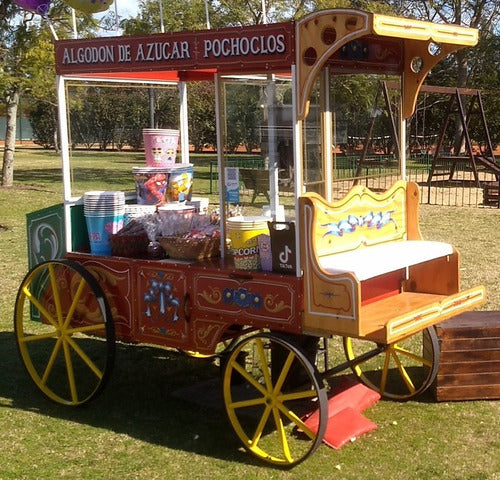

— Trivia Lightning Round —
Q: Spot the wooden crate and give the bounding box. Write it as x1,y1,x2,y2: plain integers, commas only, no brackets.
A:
430,311,500,401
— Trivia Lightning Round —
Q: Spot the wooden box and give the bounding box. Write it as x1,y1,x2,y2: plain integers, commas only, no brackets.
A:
431,311,500,401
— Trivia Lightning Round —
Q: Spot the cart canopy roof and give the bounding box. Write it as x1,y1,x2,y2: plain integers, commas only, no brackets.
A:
55,9,478,119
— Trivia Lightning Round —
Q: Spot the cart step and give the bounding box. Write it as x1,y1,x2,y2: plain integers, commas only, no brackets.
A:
303,376,380,449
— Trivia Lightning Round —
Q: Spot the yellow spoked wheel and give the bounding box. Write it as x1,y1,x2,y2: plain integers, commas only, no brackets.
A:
343,327,440,401
14,260,115,406
222,333,328,467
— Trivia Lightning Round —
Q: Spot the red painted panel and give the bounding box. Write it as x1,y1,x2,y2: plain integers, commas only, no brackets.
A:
67,253,136,341
192,270,303,330
135,264,190,348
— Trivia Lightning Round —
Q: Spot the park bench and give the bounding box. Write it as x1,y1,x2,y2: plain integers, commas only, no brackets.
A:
239,168,270,203
299,180,486,343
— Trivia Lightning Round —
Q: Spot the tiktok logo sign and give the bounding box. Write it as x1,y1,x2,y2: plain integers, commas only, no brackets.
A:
279,245,292,265
271,222,296,274
276,243,295,274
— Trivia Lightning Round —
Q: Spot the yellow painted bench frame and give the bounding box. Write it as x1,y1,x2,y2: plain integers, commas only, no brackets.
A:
299,181,486,343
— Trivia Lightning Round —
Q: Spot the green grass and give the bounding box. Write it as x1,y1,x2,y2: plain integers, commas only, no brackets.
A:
0,147,499,479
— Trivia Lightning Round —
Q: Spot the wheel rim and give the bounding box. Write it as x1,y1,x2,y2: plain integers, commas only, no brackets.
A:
14,260,115,406
343,328,439,401
223,333,327,466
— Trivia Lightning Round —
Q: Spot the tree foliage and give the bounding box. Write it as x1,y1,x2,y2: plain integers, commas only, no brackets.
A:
3,0,500,175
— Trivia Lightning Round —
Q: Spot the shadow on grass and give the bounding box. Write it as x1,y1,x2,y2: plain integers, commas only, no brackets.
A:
0,331,262,466
0,329,438,467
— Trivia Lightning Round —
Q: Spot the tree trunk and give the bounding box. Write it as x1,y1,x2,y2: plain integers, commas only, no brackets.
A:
2,88,20,187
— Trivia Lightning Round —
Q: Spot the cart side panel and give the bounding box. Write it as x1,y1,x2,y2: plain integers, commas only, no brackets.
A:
28,204,90,270
27,204,65,270
190,268,303,338
66,253,135,341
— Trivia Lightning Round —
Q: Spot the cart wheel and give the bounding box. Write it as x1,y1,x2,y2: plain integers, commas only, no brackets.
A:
343,327,440,401
14,260,115,406
222,333,328,467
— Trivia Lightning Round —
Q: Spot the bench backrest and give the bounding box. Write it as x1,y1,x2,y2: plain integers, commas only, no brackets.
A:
299,181,421,258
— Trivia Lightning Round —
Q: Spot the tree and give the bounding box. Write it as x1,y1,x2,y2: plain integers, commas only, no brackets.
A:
1,0,26,186
1,0,104,185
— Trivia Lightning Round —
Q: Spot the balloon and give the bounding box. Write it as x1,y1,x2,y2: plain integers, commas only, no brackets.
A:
63,0,114,14
14,0,51,16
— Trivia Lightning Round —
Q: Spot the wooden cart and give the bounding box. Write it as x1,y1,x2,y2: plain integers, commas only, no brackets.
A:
14,9,485,466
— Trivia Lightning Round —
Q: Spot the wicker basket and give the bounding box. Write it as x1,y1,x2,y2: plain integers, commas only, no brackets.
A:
158,235,220,260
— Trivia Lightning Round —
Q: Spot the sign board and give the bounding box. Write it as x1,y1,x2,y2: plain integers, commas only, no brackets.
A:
55,22,295,76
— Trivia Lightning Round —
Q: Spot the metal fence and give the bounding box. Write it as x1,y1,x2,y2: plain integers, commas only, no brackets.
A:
329,157,499,208
210,155,500,208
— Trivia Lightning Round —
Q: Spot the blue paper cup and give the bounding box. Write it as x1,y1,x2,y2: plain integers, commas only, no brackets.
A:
85,212,124,256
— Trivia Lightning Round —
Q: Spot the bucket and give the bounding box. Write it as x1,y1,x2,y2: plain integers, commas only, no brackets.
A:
157,204,196,236
143,128,179,167
167,164,194,202
187,197,209,215
123,204,157,225
133,164,193,205
227,216,269,270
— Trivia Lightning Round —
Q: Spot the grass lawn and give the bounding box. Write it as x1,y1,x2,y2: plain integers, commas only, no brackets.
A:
0,147,499,479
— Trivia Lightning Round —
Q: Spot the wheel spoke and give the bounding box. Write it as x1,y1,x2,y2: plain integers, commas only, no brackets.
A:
393,344,432,367
62,337,79,404
250,404,272,448
18,331,59,343
276,401,317,439
41,336,63,385
66,323,107,336
272,407,293,464
66,335,105,380
272,350,295,394
22,285,58,329
228,396,267,410
390,349,416,394
279,388,317,402
62,276,88,330
229,354,268,396
255,338,273,390
48,263,64,327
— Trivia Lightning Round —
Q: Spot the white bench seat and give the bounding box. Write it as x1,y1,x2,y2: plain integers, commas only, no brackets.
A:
319,240,454,281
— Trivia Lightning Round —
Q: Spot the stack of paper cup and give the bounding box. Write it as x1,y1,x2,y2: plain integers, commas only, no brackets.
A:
84,191,125,256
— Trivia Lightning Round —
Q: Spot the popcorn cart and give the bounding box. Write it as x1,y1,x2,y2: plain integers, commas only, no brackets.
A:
15,9,485,466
